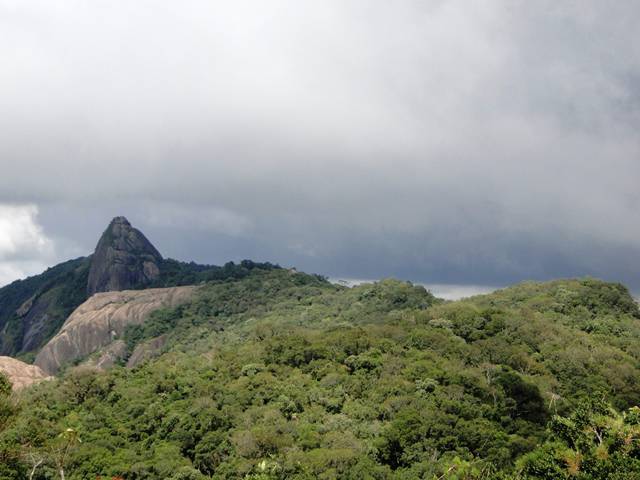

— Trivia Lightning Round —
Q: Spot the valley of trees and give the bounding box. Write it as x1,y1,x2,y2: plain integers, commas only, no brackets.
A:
1,269,640,478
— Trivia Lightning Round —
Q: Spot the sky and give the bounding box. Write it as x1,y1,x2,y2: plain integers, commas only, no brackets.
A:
1,1,639,295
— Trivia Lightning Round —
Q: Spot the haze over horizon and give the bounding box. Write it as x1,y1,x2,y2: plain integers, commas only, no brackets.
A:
1,1,639,293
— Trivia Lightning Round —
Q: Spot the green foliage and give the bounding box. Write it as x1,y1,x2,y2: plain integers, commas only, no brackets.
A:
1,272,639,478
494,368,548,424
0,372,11,398
149,259,281,289
0,374,15,433
518,399,640,479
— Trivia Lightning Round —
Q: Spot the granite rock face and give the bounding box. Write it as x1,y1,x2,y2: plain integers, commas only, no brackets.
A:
17,294,53,352
34,286,196,375
87,217,163,296
86,340,128,370
126,335,168,368
0,356,51,390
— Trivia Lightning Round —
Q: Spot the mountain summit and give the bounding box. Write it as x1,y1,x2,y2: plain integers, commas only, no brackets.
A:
87,216,163,295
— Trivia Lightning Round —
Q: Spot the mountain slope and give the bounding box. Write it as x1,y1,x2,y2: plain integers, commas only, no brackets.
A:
1,270,639,479
0,257,90,358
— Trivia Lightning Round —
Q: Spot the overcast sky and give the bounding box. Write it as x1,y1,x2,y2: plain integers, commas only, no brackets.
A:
1,1,639,294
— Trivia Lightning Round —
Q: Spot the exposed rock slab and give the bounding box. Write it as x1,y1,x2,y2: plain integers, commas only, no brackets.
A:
87,216,163,296
127,335,168,368
35,286,195,375
19,294,53,352
86,340,128,370
16,295,36,317
0,356,51,390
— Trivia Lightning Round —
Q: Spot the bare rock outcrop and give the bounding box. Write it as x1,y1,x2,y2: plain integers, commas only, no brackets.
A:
87,216,163,296
34,286,195,375
126,335,168,368
0,356,51,390
85,340,128,370
18,294,53,352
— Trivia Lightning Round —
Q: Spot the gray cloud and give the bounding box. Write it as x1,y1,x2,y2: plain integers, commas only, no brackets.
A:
1,1,639,291
0,205,56,285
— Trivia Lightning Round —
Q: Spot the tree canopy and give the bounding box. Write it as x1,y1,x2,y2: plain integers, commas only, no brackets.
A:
1,271,639,478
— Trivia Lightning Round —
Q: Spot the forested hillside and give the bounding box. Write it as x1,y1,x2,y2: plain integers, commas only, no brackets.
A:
1,270,640,479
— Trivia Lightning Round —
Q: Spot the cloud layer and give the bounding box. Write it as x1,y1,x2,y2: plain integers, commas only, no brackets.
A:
1,1,639,290
0,205,55,286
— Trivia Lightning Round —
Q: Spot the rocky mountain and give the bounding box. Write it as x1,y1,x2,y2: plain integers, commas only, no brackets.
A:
0,216,278,359
0,216,161,357
35,285,196,375
87,216,163,295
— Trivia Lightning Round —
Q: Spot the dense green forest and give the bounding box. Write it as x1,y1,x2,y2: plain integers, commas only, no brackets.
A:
1,269,640,479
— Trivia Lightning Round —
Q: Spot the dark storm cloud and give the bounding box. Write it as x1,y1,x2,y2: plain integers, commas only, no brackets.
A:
1,1,639,291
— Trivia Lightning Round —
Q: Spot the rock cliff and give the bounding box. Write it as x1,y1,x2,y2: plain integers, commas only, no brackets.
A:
34,286,196,374
0,356,51,390
87,216,163,296
0,257,90,356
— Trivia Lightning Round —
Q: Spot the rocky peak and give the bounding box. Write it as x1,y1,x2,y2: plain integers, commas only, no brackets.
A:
87,216,163,295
